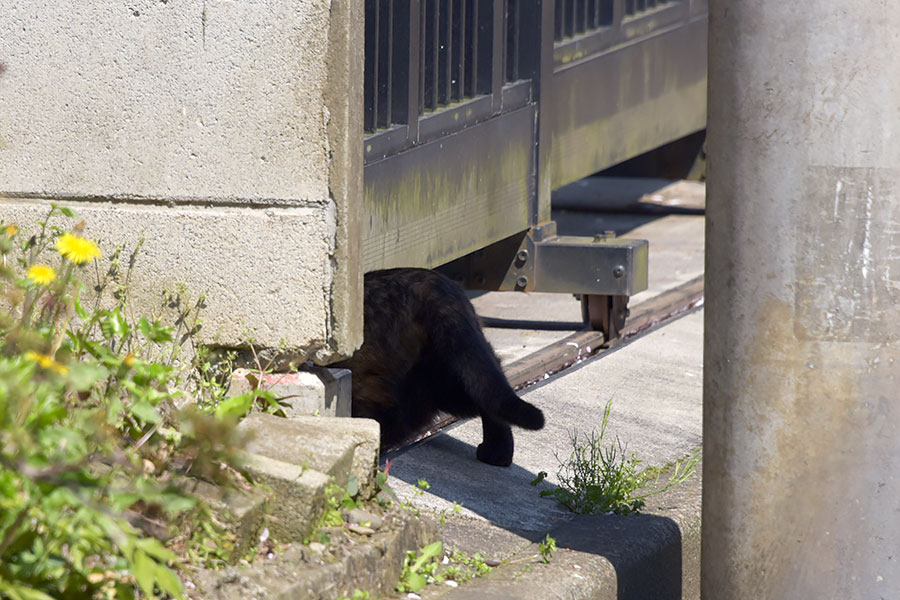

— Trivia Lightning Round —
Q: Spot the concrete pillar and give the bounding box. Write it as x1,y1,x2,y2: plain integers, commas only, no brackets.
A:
704,1,900,597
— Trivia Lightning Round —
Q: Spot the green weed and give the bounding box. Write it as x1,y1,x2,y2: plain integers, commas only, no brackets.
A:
540,398,700,515
0,207,249,599
538,534,557,563
396,541,443,592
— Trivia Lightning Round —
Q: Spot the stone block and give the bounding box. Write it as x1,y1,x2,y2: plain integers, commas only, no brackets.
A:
240,453,330,543
187,479,267,562
239,412,356,489
238,412,380,499
0,200,342,358
229,367,352,418
0,0,331,202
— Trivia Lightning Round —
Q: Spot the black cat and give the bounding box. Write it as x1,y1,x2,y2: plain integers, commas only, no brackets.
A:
337,268,545,466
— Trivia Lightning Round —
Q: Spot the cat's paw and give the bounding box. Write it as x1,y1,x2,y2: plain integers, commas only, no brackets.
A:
476,442,513,467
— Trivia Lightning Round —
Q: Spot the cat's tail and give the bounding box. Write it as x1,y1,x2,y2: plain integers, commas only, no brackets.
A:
496,391,545,430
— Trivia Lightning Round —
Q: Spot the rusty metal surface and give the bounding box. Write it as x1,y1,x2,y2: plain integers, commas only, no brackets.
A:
363,106,535,271
549,16,708,189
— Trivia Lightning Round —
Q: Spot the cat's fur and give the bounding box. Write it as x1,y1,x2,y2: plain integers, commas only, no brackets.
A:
337,268,545,466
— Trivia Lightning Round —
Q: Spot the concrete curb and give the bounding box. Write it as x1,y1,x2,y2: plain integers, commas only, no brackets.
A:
421,468,701,600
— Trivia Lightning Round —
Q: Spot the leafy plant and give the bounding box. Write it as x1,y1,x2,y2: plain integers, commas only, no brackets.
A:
0,208,247,599
304,476,363,544
396,541,443,592
541,398,700,515
538,534,557,563
446,549,492,580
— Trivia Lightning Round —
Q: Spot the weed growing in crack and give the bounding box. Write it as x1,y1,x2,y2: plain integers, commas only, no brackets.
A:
538,398,700,515
538,534,557,563
396,542,494,593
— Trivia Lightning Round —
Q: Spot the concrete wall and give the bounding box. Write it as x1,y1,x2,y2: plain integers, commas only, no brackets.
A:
0,0,363,362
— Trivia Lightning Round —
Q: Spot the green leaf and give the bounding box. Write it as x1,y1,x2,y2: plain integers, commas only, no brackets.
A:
139,318,174,344
346,475,359,498
411,541,443,572
109,490,141,511
154,562,184,599
404,572,427,591
132,549,156,599
65,361,106,392
214,393,255,420
530,471,547,486
138,317,151,339
137,537,177,563
73,296,88,320
156,492,196,514
0,582,56,600
130,400,161,424
100,310,126,340
50,203,77,218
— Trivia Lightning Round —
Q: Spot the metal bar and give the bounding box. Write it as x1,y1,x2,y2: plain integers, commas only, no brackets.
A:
491,0,504,112
407,0,421,142
704,0,900,596
440,0,451,104
509,0,520,81
431,0,439,108
458,0,466,98
534,0,554,224
419,1,426,114
570,0,578,36
364,0,376,131
469,0,478,96
416,94,493,143
372,0,380,126
385,0,393,126
612,0,624,39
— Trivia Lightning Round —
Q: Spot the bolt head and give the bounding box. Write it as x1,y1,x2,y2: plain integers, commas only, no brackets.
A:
613,265,625,279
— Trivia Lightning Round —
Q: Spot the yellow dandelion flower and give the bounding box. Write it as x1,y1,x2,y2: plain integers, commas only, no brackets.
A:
56,233,101,265
123,353,136,367
3,224,19,237
26,264,57,286
24,351,69,375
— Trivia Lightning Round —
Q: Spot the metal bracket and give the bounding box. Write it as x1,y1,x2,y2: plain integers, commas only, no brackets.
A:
437,222,648,341
438,221,648,296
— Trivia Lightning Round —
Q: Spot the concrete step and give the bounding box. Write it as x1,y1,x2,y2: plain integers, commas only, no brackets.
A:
189,508,437,600
236,413,380,542
238,412,381,497
187,479,268,563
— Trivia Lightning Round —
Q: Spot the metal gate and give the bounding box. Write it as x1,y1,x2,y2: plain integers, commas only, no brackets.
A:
362,0,707,335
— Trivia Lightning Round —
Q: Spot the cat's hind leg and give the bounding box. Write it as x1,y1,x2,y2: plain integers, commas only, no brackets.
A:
476,416,515,466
